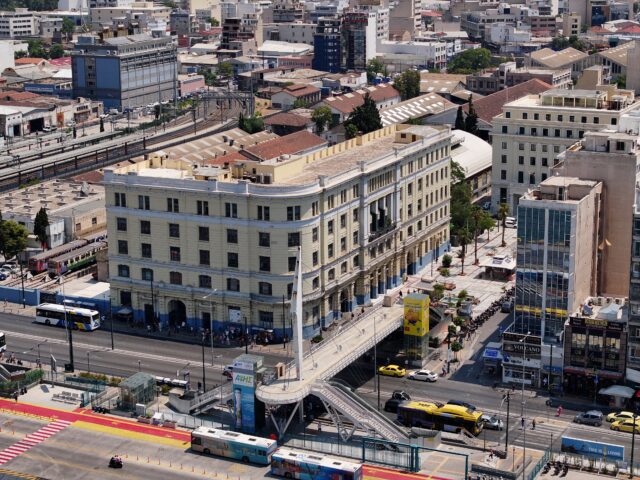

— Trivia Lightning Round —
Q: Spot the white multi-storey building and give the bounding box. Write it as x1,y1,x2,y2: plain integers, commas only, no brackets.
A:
104,125,452,338
0,9,37,39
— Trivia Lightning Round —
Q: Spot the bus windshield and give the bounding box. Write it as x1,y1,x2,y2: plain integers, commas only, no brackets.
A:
0,333,5,352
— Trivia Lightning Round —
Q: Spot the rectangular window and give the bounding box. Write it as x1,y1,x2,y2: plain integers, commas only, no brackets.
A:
257,205,270,221
169,223,180,238
353,209,359,222
170,246,181,262
197,200,209,216
115,192,126,207
353,184,360,197
530,157,536,166
116,217,127,231
259,256,271,272
501,170,507,180
199,226,209,242
259,311,274,327
141,243,152,258
328,220,334,234
199,275,212,289
312,227,318,242
287,205,301,221
170,271,182,285
225,202,237,218
501,155,507,163
227,278,239,291
199,250,210,266
340,214,347,229
518,156,524,165
353,231,359,245
518,171,524,184
259,282,272,296
259,232,270,247
312,201,319,216
328,243,334,258
140,220,150,235
167,198,179,213
340,189,347,203
138,195,150,210
227,252,238,268
327,195,334,209
312,277,319,289
288,232,301,247
340,236,347,252
288,257,297,271
502,126,508,134
118,264,129,277
227,229,238,243
141,268,153,281
542,158,548,167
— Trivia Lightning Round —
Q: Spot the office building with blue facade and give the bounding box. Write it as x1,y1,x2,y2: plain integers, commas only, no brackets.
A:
312,17,342,73
71,33,177,111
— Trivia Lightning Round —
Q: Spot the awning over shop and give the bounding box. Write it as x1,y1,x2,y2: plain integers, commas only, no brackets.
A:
598,385,635,398
117,307,133,315
480,254,516,271
626,367,640,385
483,348,503,361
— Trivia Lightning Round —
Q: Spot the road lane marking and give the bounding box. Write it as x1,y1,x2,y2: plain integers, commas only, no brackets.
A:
0,419,71,465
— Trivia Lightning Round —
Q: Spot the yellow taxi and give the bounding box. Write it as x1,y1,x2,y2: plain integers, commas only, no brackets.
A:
378,365,406,377
610,418,640,434
606,411,637,423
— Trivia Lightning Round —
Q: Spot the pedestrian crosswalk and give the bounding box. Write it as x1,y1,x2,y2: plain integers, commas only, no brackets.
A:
0,419,72,465
509,420,566,451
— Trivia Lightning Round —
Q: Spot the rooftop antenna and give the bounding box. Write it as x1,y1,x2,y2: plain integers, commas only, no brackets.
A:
291,246,304,380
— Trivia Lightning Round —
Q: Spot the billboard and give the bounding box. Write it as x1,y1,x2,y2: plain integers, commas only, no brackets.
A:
231,357,257,433
403,293,429,337
561,436,624,460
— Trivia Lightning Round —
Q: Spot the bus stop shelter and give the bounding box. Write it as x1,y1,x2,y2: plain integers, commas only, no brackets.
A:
119,372,156,410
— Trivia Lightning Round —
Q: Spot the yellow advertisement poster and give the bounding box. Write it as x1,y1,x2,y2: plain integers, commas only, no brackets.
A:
404,294,429,337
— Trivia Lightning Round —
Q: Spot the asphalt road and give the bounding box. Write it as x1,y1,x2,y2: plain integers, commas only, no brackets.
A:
0,312,290,389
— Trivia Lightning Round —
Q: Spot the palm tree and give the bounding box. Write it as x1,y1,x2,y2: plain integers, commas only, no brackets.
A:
498,203,510,247
472,207,482,265
457,228,471,275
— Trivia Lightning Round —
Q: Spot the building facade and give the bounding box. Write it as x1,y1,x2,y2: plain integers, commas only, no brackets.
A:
0,9,37,38
72,33,177,110
491,88,639,214
104,125,452,338
341,10,377,71
313,17,342,73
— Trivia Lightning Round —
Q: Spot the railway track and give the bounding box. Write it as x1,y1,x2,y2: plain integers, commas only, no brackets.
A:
0,108,240,193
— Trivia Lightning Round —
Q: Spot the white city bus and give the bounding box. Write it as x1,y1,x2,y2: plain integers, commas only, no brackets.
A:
35,303,101,331
190,427,277,465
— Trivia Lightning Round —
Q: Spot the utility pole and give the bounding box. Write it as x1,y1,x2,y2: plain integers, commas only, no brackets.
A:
505,392,511,456
244,316,248,354
282,295,286,349
201,334,206,391
631,412,637,479
374,315,380,410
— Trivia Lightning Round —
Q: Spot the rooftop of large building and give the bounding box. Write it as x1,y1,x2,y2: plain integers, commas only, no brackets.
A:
528,47,588,68
502,86,637,111
574,296,626,323
596,40,635,67
106,124,450,189
469,78,553,122
522,175,601,204
379,93,455,126
0,179,104,219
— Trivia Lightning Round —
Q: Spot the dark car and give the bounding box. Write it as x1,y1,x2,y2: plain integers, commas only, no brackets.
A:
447,400,476,411
574,410,603,427
391,390,411,401
384,398,403,413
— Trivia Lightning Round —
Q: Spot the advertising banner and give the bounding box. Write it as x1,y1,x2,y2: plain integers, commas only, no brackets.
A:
403,293,429,337
561,436,624,460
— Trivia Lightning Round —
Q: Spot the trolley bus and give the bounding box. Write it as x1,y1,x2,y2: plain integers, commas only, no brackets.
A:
397,401,484,435
35,303,101,331
271,448,363,480
190,427,277,465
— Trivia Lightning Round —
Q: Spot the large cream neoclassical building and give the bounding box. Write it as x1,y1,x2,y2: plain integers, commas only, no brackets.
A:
104,124,452,338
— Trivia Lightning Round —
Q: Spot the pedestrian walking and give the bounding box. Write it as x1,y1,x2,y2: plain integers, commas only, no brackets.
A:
317,422,322,433
531,419,536,430
556,405,563,417
521,417,525,429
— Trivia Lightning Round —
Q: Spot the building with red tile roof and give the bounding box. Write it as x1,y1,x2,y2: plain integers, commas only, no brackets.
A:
264,111,312,135
14,58,48,66
271,84,322,111
241,130,328,162
322,84,401,121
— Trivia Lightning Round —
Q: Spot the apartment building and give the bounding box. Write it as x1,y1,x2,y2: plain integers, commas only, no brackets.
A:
341,10,378,71
72,34,177,110
491,87,639,214
104,124,452,338
0,9,38,39
313,17,342,73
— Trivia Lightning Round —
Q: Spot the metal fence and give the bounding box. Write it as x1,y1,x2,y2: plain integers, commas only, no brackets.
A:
156,411,218,430
362,437,418,472
283,434,364,460
527,448,550,480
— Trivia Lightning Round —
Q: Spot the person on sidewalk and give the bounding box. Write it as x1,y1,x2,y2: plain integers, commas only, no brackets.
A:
521,417,525,429
531,419,536,430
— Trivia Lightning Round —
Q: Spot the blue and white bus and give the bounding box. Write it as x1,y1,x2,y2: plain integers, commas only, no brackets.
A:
35,303,101,331
190,427,277,465
271,448,363,480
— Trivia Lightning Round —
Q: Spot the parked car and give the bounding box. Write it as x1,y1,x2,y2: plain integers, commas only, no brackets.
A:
0,267,13,276
606,411,637,422
42,126,56,132
2,264,18,273
447,400,476,411
480,414,504,430
378,365,406,377
408,369,438,382
573,410,603,427
505,217,517,228
391,390,411,401
501,300,514,313
383,398,403,413
610,418,640,433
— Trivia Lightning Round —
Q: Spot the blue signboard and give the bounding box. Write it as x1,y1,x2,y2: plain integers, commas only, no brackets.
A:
231,355,262,434
561,436,625,460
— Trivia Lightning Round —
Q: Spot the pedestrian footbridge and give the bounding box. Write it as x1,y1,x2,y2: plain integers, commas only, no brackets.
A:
256,304,411,441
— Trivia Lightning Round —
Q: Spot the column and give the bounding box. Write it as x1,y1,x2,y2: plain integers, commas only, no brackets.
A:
385,264,392,292
370,272,378,300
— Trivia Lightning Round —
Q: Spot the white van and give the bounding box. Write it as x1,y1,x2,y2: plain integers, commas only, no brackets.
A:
505,217,517,228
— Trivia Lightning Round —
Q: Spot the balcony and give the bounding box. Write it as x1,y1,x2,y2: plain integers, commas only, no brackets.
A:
368,221,397,243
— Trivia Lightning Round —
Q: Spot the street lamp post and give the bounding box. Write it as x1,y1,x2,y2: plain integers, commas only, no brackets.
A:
201,334,206,392
244,316,248,354
202,290,217,366
631,411,638,478
374,315,380,411
59,276,74,372
519,332,531,417
36,340,48,364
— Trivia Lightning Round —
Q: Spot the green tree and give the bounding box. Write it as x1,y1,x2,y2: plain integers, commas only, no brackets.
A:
49,44,64,59
61,17,75,41
614,75,626,88
14,50,27,59
451,341,462,359
27,39,48,59
454,106,465,130
498,202,510,247
447,48,491,74
344,93,382,137
198,67,217,86
311,105,332,133
33,207,49,249
345,123,358,139
393,69,420,101
551,36,570,50
464,95,478,135
471,207,495,265
217,61,233,78
292,98,308,109
207,17,219,26
239,112,264,134
0,217,28,261
456,228,471,276
450,160,473,235
366,58,385,82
